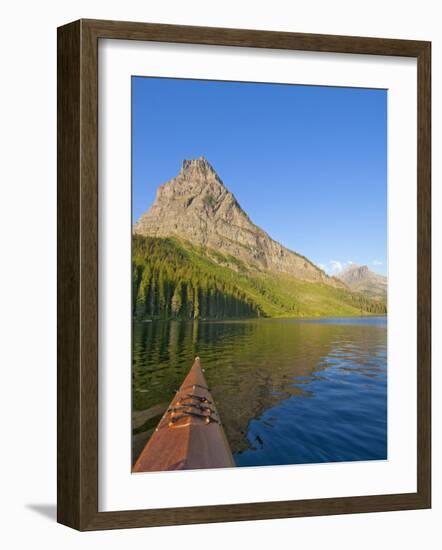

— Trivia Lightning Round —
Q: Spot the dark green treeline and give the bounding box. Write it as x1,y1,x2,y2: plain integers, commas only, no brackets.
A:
133,235,261,320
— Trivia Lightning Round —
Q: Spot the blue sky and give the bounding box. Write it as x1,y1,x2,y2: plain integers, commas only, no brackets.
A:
132,77,387,276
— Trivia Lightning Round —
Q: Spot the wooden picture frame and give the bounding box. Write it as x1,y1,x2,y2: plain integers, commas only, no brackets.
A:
57,18,431,531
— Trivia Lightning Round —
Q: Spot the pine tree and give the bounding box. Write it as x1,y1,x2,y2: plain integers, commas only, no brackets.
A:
171,284,182,317
158,271,166,318
135,267,150,319
193,284,200,319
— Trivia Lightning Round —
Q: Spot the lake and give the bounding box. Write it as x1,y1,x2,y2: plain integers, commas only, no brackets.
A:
132,317,387,468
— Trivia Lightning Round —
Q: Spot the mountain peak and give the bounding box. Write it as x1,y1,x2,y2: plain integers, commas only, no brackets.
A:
337,263,387,300
133,158,342,286
180,156,220,180
340,264,369,277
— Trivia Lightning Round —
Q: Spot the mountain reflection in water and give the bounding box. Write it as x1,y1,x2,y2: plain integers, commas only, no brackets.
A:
132,317,387,467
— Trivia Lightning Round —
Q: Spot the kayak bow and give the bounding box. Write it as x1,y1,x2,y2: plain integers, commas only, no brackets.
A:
133,357,235,472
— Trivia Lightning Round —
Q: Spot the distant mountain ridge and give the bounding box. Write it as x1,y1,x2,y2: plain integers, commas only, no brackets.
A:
134,156,342,288
337,264,387,301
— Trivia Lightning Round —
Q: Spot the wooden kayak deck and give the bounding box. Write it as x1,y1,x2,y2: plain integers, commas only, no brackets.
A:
133,357,235,472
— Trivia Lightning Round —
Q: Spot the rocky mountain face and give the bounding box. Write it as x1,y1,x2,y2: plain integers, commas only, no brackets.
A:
337,264,387,300
134,157,342,287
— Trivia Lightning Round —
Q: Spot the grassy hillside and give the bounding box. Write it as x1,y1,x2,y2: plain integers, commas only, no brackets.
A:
348,280,387,301
132,235,387,320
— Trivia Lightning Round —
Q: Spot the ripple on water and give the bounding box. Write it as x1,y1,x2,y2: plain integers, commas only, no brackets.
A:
132,317,387,467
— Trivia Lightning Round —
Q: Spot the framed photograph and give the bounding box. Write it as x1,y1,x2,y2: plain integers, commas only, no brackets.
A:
57,19,431,530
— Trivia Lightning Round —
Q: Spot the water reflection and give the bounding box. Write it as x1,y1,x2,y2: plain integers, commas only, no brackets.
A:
133,317,387,467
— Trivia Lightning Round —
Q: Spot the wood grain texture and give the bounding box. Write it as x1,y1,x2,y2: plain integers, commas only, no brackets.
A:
57,20,81,529
57,18,431,531
133,358,235,472
416,42,431,507
84,18,427,56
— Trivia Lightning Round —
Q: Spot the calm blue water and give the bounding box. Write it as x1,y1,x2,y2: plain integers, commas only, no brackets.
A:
133,317,387,467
